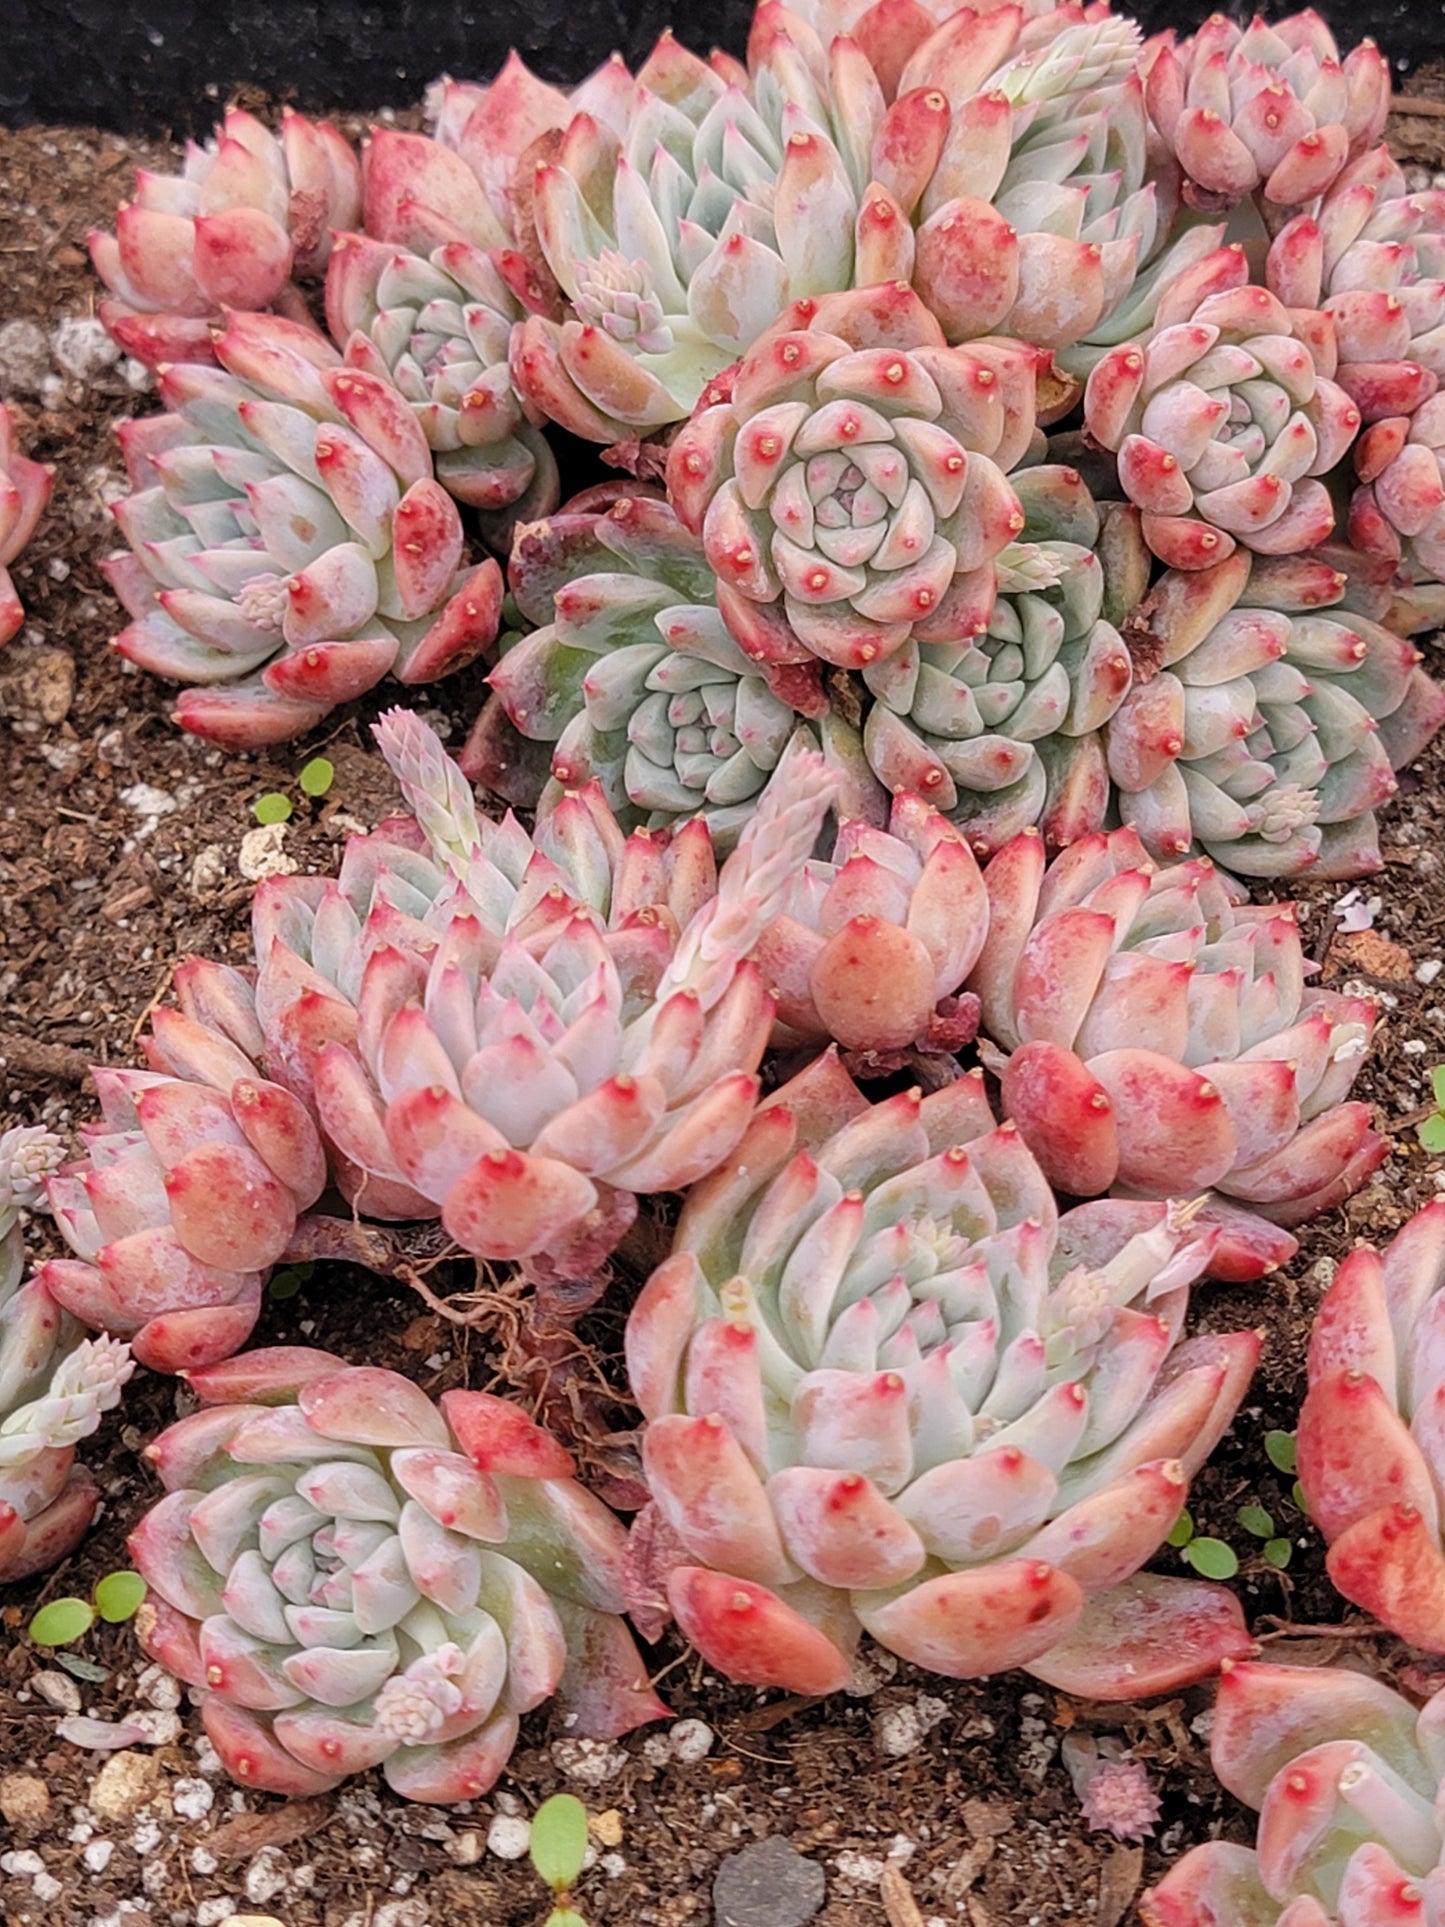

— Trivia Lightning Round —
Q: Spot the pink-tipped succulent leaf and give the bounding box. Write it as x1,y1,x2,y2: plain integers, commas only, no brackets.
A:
1297,1202,1445,1652
1142,1657,1445,1924
0,405,54,646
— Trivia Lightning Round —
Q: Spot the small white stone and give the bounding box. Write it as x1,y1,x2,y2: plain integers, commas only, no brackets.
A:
551,1736,629,1785
1404,1038,1429,1056
0,318,50,393
641,1734,672,1767
668,1719,714,1764
238,823,299,882
835,1850,886,1884
32,1671,83,1715
244,1846,290,1904
131,1817,161,1855
886,1834,916,1863
118,782,176,820
137,1666,182,1712
194,1736,225,1776
1,1849,45,1876
172,1777,214,1821
1417,960,1444,986
486,1813,532,1860
33,1872,63,1904
195,1900,236,1927
127,1709,182,1748
374,1901,430,1927
873,1695,950,1759
191,1847,218,1875
83,1841,114,1874
51,316,121,382
602,1852,627,1878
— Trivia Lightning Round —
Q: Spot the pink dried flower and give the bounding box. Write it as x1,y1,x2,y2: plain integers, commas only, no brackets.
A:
1064,1732,1163,1842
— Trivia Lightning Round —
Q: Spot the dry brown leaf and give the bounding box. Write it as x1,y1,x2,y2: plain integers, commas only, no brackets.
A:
1097,1843,1145,1927
881,1864,926,1927
206,1799,331,1860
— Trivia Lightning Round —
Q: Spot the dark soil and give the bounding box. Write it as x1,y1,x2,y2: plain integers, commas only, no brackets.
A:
3,103,1445,1927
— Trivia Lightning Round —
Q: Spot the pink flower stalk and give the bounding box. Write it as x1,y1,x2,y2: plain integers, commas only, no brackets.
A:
129,1347,664,1799
966,825,1384,1279
627,1049,1256,1697
90,107,362,367
0,405,53,646
1142,1658,1445,1924
1,1271,133,1584
1297,1201,1445,1653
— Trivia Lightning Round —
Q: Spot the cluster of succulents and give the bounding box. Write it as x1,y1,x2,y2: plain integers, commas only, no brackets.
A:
3,0,1445,1882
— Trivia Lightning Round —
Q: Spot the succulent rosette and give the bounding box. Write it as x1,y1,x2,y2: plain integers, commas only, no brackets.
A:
102,311,503,746
859,466,1136,851
626,1050,1257,1696
1268,145,1445,426
0,1123,64,1296
325,232,559,520
1296,1201,1445,1654
754,786,988,1054
1141,12,1390,222
290,720,836,1266
666,288,1033,672
89,107,362,367
471,494,880,841
1084,270,1361,570
1104,539,1445,880
1142,1660,1445,1926
966,825,1384,1279
41,957,329,1373
1,1271,133,1586
0,405,53,647
129,1347,665,1799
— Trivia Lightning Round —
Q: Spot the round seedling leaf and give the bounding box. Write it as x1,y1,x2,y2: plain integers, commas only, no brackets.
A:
253,792,293,825
1165,1509,1194,1549
299,756,335,798
29,1598,95,1646
1264,1538,1293,1570
1419,1114,1445,1154
545,1912,589,1927
1182,1538,1238,1581
1237,1504,1274,1540
269,1266,311,1301
1264,1430,1297,1475
94,1571,147,1623
531,1793,589,1893
1292,1480,1311,1518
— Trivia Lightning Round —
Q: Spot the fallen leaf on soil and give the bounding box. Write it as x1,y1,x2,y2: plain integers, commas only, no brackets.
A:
1097,1843,1145,1927
1328,928,1415,980
206,1799,331,1859
881,1863,927,1926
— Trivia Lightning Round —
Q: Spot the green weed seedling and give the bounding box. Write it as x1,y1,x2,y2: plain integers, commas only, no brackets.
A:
530,1793,591,1927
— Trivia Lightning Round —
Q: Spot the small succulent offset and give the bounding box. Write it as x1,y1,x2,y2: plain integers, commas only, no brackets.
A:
1141,1659,1445,1925
626,1050,1257,1698
89,106,363,367
129,1347,665,1800
1297,1200,1445,1653
0,405,53,647
2,1132,135,1583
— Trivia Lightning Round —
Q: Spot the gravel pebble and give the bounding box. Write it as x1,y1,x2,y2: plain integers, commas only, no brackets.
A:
551,1736,629,1785
668,1718,714,1764
32,1670,83,1715
486,1813,531,1860
83,1841,114,1874
172,1777,214,1821
0,1774,50,1826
